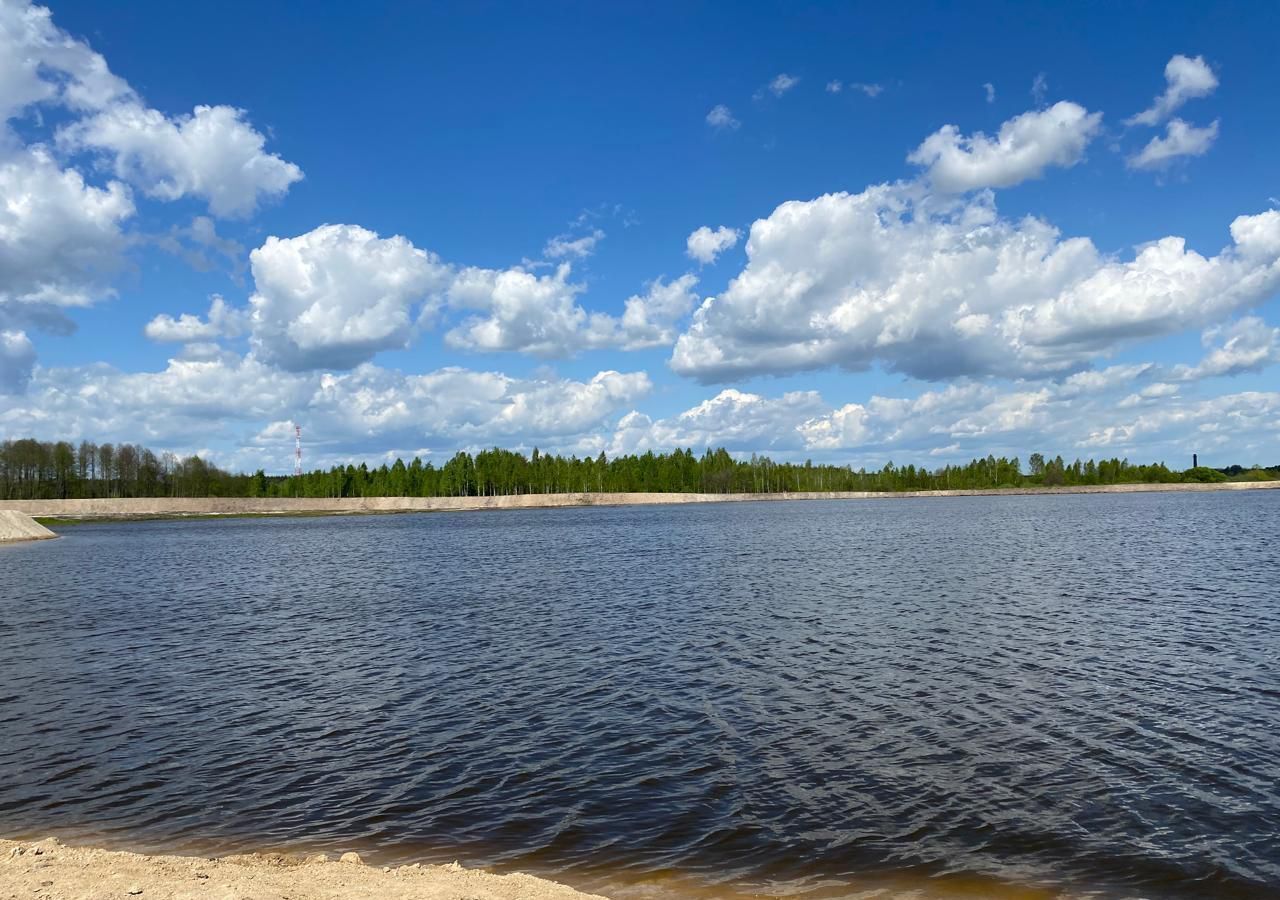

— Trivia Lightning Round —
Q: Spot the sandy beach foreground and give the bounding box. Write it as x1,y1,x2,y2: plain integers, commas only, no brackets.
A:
0,838,607,900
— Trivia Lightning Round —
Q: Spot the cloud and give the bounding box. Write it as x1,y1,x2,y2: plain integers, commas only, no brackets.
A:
609,274,700,349
0,351,649,464
798,402,871,451
248,224,451,370
0,0,301,371
686,225,741,264
445,263,698,356
444,263,592,357
908,101,1102,192
0,330,37,395
149,217,695,366
1031,73,1048,104
144,295,246,343
152,215,247,281
1128,54,1218,126
610,388,828,456
1127,118,1219,170
3,1,301,219
825,80,881,97
303,366,651,450
59,103,303,218
544,228,605,259
0,146,134,309
706,104,740,130
1076,391,1278,455
0,301,77,336
608,370,1280,466
762,73,800,98
0,353,310,444
669,186,1280,383
606,382,1033,458
1115,382,1180,409
0,0,132,123
1172,317,1280,380
984,82,996,104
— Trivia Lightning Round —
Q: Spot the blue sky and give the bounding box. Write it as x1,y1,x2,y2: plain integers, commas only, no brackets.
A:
1,0,1277,472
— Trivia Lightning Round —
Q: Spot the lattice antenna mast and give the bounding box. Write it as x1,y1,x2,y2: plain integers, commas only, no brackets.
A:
294,424,303,477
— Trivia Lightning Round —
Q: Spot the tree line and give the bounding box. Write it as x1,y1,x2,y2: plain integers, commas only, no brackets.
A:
0,439,247,500
3,437,1275,501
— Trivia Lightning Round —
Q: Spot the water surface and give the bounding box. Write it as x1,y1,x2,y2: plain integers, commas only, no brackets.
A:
1,492,1278,898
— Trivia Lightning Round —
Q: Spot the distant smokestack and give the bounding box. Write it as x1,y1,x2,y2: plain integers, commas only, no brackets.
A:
1193,453,1198,468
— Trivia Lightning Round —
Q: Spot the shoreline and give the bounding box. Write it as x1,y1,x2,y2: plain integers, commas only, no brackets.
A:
0,509,58,543
0,479,1276,528
0,835,1073,899
0,836,608,899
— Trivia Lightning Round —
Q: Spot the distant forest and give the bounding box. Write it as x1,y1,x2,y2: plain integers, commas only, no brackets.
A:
2,437,1277,501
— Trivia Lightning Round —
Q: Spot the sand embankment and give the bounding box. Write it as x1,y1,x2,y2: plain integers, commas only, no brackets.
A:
1,480,1277,520
0,837,607,900
0,509,57,542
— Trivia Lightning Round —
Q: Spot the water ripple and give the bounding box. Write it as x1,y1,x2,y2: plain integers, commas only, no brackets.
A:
1,492,1278,899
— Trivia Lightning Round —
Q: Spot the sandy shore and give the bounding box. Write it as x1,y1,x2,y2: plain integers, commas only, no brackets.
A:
0,509,57,543
2,479,1277,524
0,837,607,900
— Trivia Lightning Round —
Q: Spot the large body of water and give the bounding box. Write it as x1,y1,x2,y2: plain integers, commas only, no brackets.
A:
1,492,1278,898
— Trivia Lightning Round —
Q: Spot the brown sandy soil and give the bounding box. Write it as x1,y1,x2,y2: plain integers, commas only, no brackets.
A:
0,838,608,900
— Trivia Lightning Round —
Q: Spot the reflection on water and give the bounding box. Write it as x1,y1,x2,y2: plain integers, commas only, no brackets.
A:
1,492,1278,899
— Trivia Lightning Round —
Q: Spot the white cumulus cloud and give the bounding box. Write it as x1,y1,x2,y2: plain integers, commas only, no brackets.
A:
909,101,1102,192
610,388,828,456
0,351,650,465
0,146,134,309
3,1,301,220
1127,118,1219,170
144,295,246,343
669,187,1280,383
445,263,591,357
686,225,741,264
0,0,131,122
59,103,303,218
609,274,700,350
1128,54,1218,126
608,368,1280,467
1172,317,1280,380
446,264,698,356
248,224,451,371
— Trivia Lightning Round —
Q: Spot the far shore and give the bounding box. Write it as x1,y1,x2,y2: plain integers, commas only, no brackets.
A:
2,479,1278,530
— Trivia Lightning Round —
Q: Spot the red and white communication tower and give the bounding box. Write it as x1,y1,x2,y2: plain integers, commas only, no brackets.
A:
293,424,303,476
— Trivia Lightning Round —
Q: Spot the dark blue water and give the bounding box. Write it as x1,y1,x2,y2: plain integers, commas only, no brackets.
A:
1,492,1278,899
